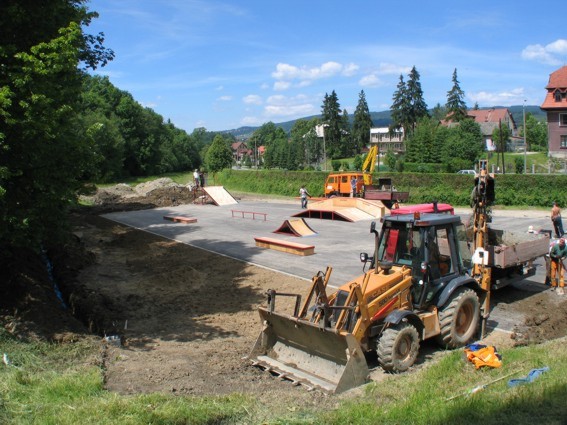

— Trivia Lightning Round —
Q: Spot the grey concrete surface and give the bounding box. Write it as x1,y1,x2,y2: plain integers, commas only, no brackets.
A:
103,200,556,333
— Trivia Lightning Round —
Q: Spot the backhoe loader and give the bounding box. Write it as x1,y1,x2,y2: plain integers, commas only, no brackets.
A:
248,167,548,393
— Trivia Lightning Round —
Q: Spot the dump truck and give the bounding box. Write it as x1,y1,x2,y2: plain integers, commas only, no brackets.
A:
248,168,549,393
323,145,409,207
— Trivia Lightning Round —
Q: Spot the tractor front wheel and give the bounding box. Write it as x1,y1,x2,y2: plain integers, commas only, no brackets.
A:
435,288,480,348
376,322,420,372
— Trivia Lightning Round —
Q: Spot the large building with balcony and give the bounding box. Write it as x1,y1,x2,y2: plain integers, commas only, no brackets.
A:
541,65,567,159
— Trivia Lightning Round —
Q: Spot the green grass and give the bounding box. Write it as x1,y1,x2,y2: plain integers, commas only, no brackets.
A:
0,331,250,424
2,327,566,424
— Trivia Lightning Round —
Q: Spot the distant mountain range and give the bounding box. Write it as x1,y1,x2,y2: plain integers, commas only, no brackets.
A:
223,105,544,140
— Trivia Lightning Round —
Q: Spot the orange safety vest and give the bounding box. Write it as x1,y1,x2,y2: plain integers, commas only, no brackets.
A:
464,345,502,369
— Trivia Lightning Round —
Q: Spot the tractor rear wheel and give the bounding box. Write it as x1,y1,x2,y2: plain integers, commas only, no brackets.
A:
376,322,420,372
435,288,480,348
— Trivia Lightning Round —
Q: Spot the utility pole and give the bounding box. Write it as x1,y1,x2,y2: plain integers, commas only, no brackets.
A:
523,100,527,174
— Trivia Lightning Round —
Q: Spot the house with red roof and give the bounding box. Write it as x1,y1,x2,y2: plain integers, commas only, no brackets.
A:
540,65,567,158
231,141,249,162
441,108,517,151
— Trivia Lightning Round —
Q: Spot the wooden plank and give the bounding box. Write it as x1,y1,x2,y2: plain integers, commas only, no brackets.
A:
163,216,198,224
254,237,315,256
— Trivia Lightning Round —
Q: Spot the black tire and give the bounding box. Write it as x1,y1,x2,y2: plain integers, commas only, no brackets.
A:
435,288,480,348
376,322,420,372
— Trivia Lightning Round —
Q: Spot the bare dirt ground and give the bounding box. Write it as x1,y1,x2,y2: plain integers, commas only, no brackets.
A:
2,178,567,412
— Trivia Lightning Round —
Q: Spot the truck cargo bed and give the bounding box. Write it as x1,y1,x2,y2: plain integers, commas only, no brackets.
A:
487,229,550,268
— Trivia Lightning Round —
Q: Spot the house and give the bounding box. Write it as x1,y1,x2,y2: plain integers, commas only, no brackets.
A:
441,108,517,151
231,141,249,162
540,65,567,159
369,127,404,153
464,108,518,151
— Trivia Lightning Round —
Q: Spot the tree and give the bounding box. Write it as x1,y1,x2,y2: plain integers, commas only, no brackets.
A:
407,66,429,128
441,119,484,171
390,67,428,137
390,74,411,134
445,68,467,122
0,1,113,255
321,91,342,159
339,108,351,157
352,90,373,155
205,135,233,173
524,114,548,152
405,117,439,163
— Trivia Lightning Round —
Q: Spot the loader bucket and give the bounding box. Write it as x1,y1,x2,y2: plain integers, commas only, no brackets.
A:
247,307,369,393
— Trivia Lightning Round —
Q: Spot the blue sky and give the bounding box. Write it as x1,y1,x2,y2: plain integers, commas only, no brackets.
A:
88,0,567,133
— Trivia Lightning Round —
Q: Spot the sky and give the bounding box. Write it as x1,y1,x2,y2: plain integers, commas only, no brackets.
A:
87,0,567,133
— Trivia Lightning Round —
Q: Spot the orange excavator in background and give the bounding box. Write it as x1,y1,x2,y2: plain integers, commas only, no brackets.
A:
323,145,409,207
248,161,549,393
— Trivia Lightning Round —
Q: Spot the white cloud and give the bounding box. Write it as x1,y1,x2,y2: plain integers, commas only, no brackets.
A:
359,74,382,88
260,94,318,119
522,39,567,65
273,81,291,91
342,63,359,76
217,95,232,101
271,61,360,89
468,87,526,105
215,85,224,91
243,94,262,105
264,104,316,118
377,62,411,75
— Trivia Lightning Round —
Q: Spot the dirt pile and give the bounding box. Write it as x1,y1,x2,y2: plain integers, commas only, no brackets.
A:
79,178,198,213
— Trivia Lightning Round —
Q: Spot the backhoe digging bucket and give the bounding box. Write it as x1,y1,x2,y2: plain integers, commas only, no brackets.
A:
247,307,369,393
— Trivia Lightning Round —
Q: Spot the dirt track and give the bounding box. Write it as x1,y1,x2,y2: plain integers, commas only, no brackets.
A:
3,181,567,409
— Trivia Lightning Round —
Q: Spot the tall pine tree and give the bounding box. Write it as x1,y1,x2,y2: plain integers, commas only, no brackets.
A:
445,68,467,122
406,66,429,132
352,90,373,155
321,90,342,159
390,74,411,134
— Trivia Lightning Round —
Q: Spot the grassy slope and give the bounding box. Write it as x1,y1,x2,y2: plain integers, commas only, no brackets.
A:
1,328,566,424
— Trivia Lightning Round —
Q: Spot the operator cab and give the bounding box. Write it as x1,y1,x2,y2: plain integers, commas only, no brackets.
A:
364,213,473,308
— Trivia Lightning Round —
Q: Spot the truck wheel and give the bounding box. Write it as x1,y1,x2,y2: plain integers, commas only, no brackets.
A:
376,322,420,372
436,288,479,348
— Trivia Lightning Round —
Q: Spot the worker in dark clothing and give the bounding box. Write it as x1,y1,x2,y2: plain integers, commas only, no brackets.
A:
550,238,567,295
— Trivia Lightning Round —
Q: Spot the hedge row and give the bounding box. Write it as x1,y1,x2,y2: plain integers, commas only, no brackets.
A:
215,169,567,208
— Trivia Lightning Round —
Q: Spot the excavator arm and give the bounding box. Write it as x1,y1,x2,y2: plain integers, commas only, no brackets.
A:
361,145,378,185
470,160,495,337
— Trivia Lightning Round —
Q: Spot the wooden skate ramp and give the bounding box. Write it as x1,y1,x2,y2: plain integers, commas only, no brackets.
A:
273,218,317,237
292,198,387,222
203,186,238,206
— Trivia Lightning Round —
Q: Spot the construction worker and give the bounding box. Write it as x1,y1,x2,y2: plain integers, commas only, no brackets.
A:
551,202,564,238
549,237,567,295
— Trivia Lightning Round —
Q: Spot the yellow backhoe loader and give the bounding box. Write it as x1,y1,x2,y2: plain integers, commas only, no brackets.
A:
248,166,549,393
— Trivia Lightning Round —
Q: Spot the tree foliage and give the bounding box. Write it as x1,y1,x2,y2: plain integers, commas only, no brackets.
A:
352,90,373,155
321,91,343,159
205,135,233,173
0,0,113,254
445,68,467,122
524,113,548,152
79,75,200,180
390,67,428,136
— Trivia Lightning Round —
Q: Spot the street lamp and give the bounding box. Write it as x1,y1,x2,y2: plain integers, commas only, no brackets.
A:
523,100,527,174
